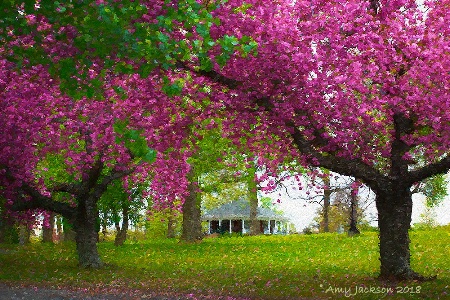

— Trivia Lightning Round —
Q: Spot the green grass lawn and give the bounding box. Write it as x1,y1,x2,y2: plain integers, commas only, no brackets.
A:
0,229,449,299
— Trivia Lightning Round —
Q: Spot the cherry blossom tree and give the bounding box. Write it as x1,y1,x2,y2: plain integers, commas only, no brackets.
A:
2,0,450,281
0,0,256,266
184,0,450,280
0,58,193,267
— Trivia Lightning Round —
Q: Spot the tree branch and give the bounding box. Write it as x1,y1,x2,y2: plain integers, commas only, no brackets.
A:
407,156,450,185
91,165,136,199
369,0,380,14
51,182,82,195
80,157,104,194
177,60,388,192
176,61,240,89
290,126,386,191
13,183,76,219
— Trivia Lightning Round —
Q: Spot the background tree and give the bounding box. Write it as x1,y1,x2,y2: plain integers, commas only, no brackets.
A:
0,196,19,244
348,182,361,236
145,205,182,239
180,122,247,242
41,211,55,243
412,174,448,228
307,173,371,233
97,179,147,246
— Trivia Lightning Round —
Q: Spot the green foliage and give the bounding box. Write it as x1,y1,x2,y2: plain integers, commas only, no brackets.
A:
144,210,182,239
1,230,449,299
259,196,273,209
113,120,156,163
161,77,184,97
414,205,439,229
1,1,257,96
186,122,250,210
98,178,147,230
37,153,75,186
313,204,370,233
421,174,448,207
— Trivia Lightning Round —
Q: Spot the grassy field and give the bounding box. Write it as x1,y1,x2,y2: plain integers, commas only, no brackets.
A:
0,228,449,299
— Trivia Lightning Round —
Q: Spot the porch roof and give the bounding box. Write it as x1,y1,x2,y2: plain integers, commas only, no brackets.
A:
202,199,288,221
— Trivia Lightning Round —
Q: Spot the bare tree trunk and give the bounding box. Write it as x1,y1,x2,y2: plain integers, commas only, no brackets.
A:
247,166,260,235
114,205,129,246
348,184,360,236
18,225,31,245
100,212,108,241
55,215,62,242
62,217,76,242
180,169,203,242
321,176,331,233
167,214,176,238
42,211,55,243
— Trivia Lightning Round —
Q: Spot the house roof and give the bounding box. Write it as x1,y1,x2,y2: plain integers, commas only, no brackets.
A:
202,199,288,221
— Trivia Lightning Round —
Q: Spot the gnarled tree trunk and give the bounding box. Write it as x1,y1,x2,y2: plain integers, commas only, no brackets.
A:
73,197,103,268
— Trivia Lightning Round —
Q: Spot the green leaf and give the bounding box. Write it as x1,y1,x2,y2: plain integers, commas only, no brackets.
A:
216,53,230,67
162,80,183,96
143,149,157,163
196,23,209,37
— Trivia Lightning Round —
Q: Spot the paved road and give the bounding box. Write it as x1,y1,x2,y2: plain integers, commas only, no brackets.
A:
0,284,193,300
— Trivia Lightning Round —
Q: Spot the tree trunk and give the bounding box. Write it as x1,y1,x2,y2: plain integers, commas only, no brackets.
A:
180,171,203,242
55,215,62,242
321,176,331,233
18,225,31,245
376,184,425,280
348,186,360,236
247,166,260,235
114,205,129,246
42,211,55,243
100,212,108,241
73,198,103,268
0,223,6,244
62,217,76,242
167,214,176,238
0,223,19,244
0,210,19,244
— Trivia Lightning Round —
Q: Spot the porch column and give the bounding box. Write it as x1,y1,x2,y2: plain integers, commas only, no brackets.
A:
229,220,232,234
208,220,211,234
242,220,245,234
